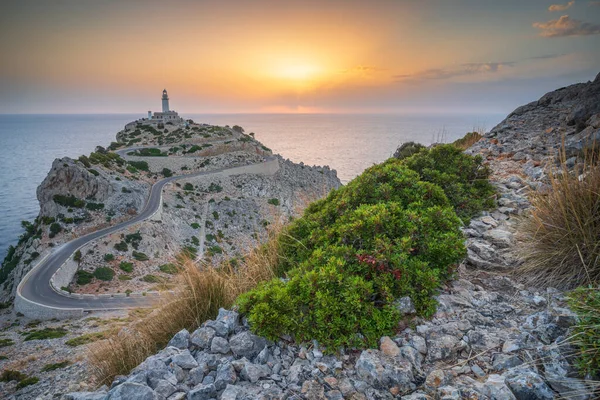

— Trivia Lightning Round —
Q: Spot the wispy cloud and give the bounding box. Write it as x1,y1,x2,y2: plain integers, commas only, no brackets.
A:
549,1,575,11
339,65,382,76
589,1,600,6
394,62,515,81
533,15,600,37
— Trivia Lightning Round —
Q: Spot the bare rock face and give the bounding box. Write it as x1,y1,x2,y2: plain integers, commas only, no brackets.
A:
36,157,113,217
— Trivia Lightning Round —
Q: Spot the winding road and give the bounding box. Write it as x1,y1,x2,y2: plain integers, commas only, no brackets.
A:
17,154,277,314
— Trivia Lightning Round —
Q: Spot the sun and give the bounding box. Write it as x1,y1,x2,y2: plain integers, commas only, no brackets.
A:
277,64,321,81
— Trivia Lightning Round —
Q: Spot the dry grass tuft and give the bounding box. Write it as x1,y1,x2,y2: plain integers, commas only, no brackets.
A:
87,220,285,386
453,129,484,150
516,144,600,289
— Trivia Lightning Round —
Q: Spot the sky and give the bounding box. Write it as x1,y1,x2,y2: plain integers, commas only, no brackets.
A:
0,0,599,114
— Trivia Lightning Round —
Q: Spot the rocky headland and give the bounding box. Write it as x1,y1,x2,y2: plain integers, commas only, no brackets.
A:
1,73,599,399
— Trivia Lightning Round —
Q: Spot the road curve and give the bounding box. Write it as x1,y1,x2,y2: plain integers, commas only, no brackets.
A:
18,156,277,312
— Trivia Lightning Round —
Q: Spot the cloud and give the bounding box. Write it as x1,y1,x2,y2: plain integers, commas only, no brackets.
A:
589,1,600,5
339,65,382,76
394,62,515,81
533,15,600,37
549,1,575,11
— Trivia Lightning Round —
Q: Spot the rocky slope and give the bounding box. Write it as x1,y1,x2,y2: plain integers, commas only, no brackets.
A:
65,75,600,400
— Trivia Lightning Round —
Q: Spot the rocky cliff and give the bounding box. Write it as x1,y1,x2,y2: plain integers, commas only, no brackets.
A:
64,75,600,400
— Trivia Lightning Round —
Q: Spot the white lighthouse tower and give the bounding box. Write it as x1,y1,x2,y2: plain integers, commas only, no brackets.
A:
162,89,170,112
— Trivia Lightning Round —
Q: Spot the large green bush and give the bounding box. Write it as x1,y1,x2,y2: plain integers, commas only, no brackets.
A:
402,144,495,222
238,159,466,349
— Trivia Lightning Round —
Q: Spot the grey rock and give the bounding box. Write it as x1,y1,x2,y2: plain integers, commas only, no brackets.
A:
408,335,427,355
229,331,267,359
64,393,108,400
153,379,177,399
481,374,516,400
395,296,416,314
399,393,429,400
107,383,156,400
438,386,461,400
187,383,216,400
171,351,198,369
220,384,243,400
325,390,344,400
216,308,240,334
355,349,415,394
214,361,236,391
210,336,230,354
168,329,190,350
492,353,523,371
471,364,486,377
190,327,216,350
240,362,270,383
204,320,229,337
194,352,220,370
255,346,270,364
425,335,460,363
483,229,513,248
504,368,554,400
186,367,205,387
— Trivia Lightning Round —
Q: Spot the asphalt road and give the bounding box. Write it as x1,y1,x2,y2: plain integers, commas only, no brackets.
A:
19,155,276,311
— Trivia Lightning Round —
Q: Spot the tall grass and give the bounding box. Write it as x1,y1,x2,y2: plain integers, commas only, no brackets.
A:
87,221,284,386
516,144,600,289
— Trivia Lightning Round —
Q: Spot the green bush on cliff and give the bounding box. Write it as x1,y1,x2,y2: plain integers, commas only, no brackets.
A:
402,144,495,222
238,158,467,349
94,267,114,281
127,161,149,172
76,270,93,285
53,194,85,208
568,287,600,377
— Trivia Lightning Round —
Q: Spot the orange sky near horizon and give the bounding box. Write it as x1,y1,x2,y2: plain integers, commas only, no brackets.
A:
1,0,599,114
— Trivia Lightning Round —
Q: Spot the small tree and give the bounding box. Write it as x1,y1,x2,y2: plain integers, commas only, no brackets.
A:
73,250,82,264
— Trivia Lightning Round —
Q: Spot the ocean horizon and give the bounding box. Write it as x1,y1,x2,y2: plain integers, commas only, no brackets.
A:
0,112,505,258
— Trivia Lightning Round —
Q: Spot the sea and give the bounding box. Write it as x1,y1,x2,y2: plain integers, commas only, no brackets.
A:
0,112,505,259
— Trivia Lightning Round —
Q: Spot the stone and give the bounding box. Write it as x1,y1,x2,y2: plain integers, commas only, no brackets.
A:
481,374,516,400
186,367,205,387
301,380,326,400
171,350,198,369
325,390,344,400
241,362,270,383
379,336,400,357
492,353,523,371
354,349,415,394
504,368,554,400
187,383,216,400
425,335,459,363
408,335,427,355
255,346,270,364
204,320,229,337
167,329,190,349
64,393,108,400
438,386,461,400
214,361,236,390
424,369,447,390
153,379,177,399
216,309,239,334
483,229,513,248
106,382,156,400
229,331,267,359
220,384,243,400
471,364,486,378
190,327,215,350
394,296,416,314
210,336,230,354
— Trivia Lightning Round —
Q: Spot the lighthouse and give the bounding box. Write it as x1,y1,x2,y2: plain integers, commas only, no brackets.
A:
162,89,170,112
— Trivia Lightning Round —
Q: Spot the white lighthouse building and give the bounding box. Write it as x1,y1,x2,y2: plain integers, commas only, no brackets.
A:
162,89,170,112
148,89,181,122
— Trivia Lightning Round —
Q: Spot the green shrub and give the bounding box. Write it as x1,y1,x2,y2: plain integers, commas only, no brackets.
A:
212,211,219,220
114,241,128,252
142,274,160,283
208,183,223,193
49,223,62,235
162,168,173,177
453,131,482,150
190,222,200,229
74,250,82,263
207,245,223,256
88,169,100,176
125,232,142,249
118,274,132,281
568,287,600,377
267,198,280,206
0,338,15,347
76,270,93,285
103,254,115,262
184,183,194,191
132,251,149,261
23,327,67,341
86,202,105,211
66,331,107,347
238,160,466,350
53,194,85,208
41,361,70,372
0,369,27,382
119,261,133,272
16,377,39,389
159,263,180,274
136,148,166,157
402,144,495,222
127,161,149,172
94,267,114,281
393,141,425,160
180,246,198,259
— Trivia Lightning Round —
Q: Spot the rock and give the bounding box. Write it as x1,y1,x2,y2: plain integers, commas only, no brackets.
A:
394,296,416,314
210,336,230,354
220,384,243,400
240,362,270,383
424,369,447,390
379,336,400,357
354,349,415,394
301,380,326,400
325,390,344,400
471,364,486,378
190,327,216,350
187,383,216,400
438,386,461,400
483,229,513,248
168,329,190,350
107,382,156,400
229,331,267,359
492,353,523,371
204,320,229,337
481,374,516,400
171,351,198,369
64,393,108,400
255,346,270,364
408,335,427,355
153,379,177,399
425,335,460,363
504,368,554,400
186,367,205,387
214,361,236,390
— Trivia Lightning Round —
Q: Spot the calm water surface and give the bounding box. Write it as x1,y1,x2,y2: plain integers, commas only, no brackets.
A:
0,112,504,258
